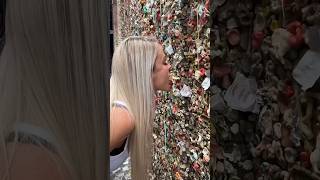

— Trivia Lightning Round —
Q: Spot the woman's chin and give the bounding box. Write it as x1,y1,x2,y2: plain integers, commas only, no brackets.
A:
164,87,171,91
160,85,171,92
165,82,172,91
156,81,172,91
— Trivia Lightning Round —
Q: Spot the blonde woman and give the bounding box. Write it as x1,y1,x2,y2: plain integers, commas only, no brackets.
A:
110,36,171,179
0,0,109,180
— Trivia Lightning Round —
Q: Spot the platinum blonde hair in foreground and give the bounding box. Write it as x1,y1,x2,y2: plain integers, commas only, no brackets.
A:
0,0,108,179
110,36,159,179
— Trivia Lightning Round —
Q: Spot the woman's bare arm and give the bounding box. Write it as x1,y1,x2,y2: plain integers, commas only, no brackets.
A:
110,107,135,152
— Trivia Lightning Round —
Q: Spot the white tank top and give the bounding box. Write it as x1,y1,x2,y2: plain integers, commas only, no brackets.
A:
110,100,130,173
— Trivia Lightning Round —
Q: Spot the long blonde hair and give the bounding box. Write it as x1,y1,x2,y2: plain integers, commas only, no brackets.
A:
0,0,108,179
110,36,158,179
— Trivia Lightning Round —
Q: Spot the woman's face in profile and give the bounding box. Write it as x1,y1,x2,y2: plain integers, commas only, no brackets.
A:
152,43,171,91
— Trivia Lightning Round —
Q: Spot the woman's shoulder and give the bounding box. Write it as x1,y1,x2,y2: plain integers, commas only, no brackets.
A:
111,100,134,132
111,106,135,135
2,143,72,180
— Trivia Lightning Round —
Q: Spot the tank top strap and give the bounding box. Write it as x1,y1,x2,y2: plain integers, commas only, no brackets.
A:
112,100,129,110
